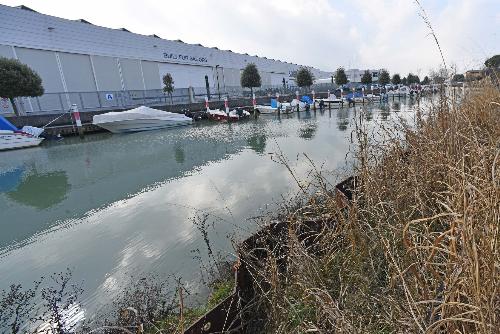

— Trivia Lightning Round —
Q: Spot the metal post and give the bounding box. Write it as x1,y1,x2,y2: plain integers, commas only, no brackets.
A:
79,93,84,110
58,93,65,112
71,104,84,139
276,92,280,115
36,96,42,112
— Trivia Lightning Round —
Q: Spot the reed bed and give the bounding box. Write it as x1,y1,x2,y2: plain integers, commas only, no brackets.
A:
241,83,500,333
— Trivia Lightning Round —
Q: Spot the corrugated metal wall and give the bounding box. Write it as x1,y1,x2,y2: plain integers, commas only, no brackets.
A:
0,3,331,106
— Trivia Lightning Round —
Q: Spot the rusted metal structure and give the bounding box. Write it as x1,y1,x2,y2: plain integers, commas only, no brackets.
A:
184,178,356,333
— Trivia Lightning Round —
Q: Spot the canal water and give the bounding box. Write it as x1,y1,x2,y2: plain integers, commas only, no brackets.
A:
0,100,418,317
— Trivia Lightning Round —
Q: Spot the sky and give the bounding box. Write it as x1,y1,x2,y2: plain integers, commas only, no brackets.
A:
1,0,499,76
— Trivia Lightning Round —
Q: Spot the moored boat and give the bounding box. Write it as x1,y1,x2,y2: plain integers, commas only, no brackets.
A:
92,106,192,133
0,116,44,151
207,108,251,121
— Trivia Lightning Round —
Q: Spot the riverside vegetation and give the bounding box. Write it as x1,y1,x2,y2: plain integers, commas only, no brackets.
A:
237,81,499,333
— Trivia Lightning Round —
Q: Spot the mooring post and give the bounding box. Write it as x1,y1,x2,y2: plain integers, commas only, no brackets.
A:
70,104,84,139
252,93,257,118
276,92,280,115
205,96,209,112
295,90,299,112
312,90,316,111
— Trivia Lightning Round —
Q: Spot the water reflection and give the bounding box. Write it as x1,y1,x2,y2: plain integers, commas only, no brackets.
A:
0,167,25,192
174,145,185,164
380,104,391,120
298,122,318,140
336,109,350,131
7,171,70,209
0,101,417,317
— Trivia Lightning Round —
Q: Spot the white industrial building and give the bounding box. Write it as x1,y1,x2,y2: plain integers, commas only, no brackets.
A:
345,69,382,83
0,4,331,114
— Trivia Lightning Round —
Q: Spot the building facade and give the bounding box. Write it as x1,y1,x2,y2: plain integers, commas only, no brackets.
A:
345,69,381,83
0,5,330,114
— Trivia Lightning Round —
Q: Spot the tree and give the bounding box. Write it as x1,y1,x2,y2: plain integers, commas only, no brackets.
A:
335,67,348,86
391,74,401,85
407,73,420,85
162,73,174,105
452,73,465,82
361,70,372,85
378,69,390,85
296,67,314,89
0,57,44,116
422,76,430,85
484,55,500,68
402,77,408,86
241,63,261,97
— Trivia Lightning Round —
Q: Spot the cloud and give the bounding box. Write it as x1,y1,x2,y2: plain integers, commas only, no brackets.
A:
2,0,498,75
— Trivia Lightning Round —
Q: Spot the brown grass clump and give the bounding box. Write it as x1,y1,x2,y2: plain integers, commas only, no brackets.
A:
242,83,500,333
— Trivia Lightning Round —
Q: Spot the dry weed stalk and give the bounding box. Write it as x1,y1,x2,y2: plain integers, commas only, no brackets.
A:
241,82,499,333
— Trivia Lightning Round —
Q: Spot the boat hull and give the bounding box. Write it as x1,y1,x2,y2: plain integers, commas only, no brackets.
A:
0,133,44,151
94,118,192,133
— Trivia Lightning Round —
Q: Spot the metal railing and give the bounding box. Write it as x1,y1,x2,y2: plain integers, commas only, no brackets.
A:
2,83,338,116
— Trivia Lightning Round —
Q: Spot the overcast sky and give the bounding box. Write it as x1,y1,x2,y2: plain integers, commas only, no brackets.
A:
2,0,499,76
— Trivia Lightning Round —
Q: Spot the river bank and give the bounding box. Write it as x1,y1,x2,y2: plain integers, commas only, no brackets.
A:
224,83,499,333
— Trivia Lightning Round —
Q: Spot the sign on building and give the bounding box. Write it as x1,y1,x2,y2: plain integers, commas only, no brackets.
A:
105,93,114,101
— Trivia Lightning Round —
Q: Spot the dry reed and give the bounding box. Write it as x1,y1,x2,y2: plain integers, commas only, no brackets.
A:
241,82,500,333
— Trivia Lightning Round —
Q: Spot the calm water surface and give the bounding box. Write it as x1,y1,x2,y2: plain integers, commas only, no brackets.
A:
0,100,418,315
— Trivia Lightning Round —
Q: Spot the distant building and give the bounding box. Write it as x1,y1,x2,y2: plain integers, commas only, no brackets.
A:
345,69,382,83
0,4,331,114
465,70,484,82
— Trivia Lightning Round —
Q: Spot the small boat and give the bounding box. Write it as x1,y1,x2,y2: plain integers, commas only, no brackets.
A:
255,99,290,114
290,99,309,111
92,106,192,133
0,116,44,151
207,108,251,121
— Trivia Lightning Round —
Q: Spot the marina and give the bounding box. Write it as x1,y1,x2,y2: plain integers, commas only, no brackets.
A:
0,101,418,316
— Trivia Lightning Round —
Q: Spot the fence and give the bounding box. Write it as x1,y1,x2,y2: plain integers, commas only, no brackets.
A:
1,83,338,116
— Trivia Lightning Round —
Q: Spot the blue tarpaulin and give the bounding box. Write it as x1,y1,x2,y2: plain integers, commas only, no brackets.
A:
0,115,17,131
300,96,313,104
270,99,278,108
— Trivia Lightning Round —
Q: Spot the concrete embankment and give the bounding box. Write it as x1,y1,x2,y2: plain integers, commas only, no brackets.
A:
5,94,315,136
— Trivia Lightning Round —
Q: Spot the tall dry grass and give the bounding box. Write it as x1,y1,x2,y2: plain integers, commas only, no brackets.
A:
241,82,499,333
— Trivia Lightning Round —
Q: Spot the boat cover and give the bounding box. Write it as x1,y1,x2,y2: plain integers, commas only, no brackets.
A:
0,115,18,131
93,106,191,124
300,96,313,104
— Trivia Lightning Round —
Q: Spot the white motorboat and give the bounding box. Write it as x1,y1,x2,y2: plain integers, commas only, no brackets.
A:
0,116,44,151
290,99,309,111
93,106,192,133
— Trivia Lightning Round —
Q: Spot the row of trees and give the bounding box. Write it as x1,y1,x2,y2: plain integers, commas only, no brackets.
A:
332,66,452,87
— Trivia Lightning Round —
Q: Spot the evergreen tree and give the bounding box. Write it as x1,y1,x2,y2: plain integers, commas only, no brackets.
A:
391,73,401,85
241,63,262,97
484,54,500,68
361,70,372,85
335,67,348,86
162,73,174,105
296,67,314,89
378,69,390,85
0,57,44,116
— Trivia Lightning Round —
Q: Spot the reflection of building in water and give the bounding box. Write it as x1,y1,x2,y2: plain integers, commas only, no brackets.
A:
0,129,251,246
